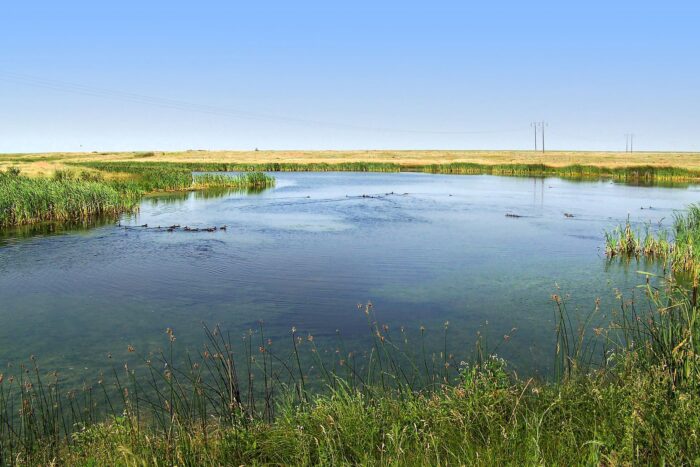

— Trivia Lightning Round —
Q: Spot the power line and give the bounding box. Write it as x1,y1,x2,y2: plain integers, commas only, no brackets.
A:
0,70,530,136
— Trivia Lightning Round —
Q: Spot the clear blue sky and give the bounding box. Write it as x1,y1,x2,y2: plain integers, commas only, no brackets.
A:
1,1,698,152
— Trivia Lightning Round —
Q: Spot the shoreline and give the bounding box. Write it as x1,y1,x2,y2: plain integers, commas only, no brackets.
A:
4,149,700,177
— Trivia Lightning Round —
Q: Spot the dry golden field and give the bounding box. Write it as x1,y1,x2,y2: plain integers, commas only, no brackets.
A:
3,149,700,177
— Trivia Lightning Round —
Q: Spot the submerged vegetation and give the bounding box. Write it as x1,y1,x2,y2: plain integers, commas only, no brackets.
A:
2,279,700,465
0,166,274,228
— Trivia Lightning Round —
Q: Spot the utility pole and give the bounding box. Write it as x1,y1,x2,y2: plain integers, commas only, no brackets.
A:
625,133,635,153
538,121,548,153
630,134,634,153
530,122,538,151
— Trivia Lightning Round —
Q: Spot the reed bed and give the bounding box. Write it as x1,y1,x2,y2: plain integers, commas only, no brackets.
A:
420,162,700,181
604,218,672,259
0,167,274,228
192,172,275,190
605,205,700,280
75,161,403,174
0,168,138,228
74,160,700,182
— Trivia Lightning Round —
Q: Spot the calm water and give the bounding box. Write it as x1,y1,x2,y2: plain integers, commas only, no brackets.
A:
1,173,698,379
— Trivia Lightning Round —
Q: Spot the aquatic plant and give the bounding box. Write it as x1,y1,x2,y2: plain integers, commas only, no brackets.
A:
604,205,700,280
192,172,275,190
0,167,275,228
0,169,137,227
73,160,700,183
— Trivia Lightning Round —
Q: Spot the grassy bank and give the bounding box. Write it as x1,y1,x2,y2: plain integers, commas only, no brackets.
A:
0,167,274,228
2,278,700,465
8,364,698,465
75,160,700,182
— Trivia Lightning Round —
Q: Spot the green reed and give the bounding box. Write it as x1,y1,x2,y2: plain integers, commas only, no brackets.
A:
73,160,700,184
604,218,672,259
0,167,275,228
192,172,275,190
74,161,403,174
605,205,700,282
0,168,137,228
603,205,700,391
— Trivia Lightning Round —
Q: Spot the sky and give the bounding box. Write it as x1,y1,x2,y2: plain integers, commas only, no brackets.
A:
1,1,698,153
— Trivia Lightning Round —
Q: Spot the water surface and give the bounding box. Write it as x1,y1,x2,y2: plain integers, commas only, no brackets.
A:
1,172,697,379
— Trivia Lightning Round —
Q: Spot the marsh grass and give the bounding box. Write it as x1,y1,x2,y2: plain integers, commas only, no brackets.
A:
605,205,700,284
75,160,700,182
0,167,274,228
604,218,672,259
192,172,275,190
0,168,137,228
421,162,700,182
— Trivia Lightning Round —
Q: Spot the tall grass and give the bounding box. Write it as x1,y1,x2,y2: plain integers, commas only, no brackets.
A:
75,161,403,174
421,162,700,181
192,172,275,190
604,218,672,259
605,204,700,282
74,160,700,182
0,167,275,228
0,168,137,228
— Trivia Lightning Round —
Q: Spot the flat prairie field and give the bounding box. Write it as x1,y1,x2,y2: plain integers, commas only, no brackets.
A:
3,149,700,176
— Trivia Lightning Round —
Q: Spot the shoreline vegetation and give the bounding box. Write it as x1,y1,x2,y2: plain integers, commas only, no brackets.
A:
0,167,275,228
1,279,700,464
4,149,700,175
606,204,700,283
4,151,700,228
2,149,700,183
75,159,700,182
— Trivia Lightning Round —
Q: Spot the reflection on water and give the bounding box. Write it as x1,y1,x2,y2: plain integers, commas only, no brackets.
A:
145,184,273,205
0,217,117,245
1,172,699,384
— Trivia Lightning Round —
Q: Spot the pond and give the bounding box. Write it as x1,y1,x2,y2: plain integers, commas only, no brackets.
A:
1,172,698,381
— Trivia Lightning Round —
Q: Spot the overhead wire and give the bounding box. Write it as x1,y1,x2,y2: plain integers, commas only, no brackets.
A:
0,70,530,136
